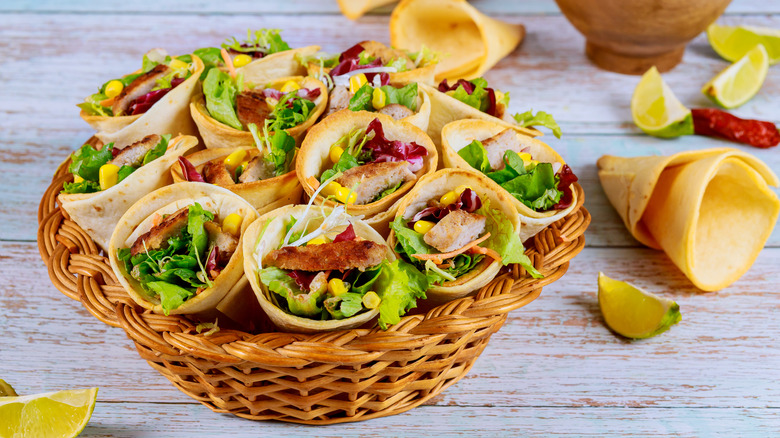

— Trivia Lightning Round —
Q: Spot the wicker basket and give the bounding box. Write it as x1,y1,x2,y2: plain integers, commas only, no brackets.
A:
38,154,590,424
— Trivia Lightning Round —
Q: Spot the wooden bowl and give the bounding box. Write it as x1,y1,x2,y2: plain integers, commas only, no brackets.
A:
555,0,732,74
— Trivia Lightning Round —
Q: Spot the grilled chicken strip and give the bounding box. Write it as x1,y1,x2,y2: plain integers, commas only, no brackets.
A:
238,156,274,183
112,64,170,116
110,134,160,168
202,160,235,186
335,161,415,204
377,103,414,120
423,209,486,253
236,90,272,129
264,240,386,272
326,86,350,116
204,221,239,262
130,207,189,256
482,129,521,170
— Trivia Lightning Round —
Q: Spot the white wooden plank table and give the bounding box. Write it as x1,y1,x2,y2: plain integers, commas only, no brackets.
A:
1,1,778,436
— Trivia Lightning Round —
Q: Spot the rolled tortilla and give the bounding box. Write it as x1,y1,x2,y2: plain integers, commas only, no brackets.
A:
390,0,524,81
171,146,302,214
243,204,395,333
598,148,780,291
59,135,200,251
387,168,521,304
441,119,576,241
108,182,259,316
337,0,398,20
80,52,205,149
237,45,320,85
190,75,327,149
296,110,438,235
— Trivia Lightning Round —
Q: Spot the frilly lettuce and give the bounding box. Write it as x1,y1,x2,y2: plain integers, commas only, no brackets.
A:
513,109,562,139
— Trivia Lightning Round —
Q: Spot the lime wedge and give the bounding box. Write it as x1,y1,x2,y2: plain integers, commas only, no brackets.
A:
702,44,769,109
708,23,780,65
631,66,694,138
0,387,98,438
598,272,681,339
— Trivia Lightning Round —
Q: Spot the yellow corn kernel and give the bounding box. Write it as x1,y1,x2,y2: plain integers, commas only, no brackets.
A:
232,54,252,68
362,291,381,309
221,213,243,236
349,73,368,94
308,235,328,245
98,164,120,191
280,80,301,93
371,87,387,109
104,80,124,98
440,191,458,206
413,220,435,235
169,58,189,70
517,152,533,165
454,185,472,195
224,148,248,171
328,278,349,297
329,146,344,163
73,174,84,183
336,187,357,204
321,181,342,198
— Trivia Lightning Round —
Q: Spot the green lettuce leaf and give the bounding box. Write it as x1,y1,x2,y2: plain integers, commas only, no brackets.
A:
457,140,491,173
68,143,114,182
187,203,215,259
382,83,418,111
193,47,223,80
513,109,562,139
265,92,316,132
259,267,326,317
407,45,441,67
348,83,373,111
223,29,291,56
449,78,490,112
389,216,436,262
386,57,408,72
374,260,428,330
61,180,101,194
477,200,542,278
259,127,296,176
324,293,364,320
501,161,562,211
146,281,194,315
77,101,112,117
320,145,360,183
117,165,135,184
203,68,242,130
142,134,170,165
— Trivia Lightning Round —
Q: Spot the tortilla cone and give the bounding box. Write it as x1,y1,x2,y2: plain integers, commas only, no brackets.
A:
59,135,200,252
190,75,327,149
387,168,520,304
243,205,394,333
80,54,205,149
597,148,780,291
390,0,524,81
441,119,577,241
171,147,302,214
108,182,259,318
337,0,398,20
296,110,438,235
237,45,320,85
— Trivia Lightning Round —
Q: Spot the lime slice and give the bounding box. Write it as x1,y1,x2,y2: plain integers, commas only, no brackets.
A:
702,44,769,109
0,380,17,397
0,387,98,438
631,66,693,138
598,272,681,339
707,23,780,65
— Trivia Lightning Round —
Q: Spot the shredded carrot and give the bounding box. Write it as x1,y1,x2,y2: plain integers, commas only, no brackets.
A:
99,97,115,107
470,245,502,262
412,232,491,265
221,48,237,78
307,176,320,190
152,213,163,227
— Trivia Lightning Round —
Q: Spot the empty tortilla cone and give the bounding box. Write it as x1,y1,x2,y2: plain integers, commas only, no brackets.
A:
390,0,525,81
337,0,398,20
80,52,205,148
598,148,780,291
108,182,259,317
243,205,393,333
171,147,302,214
441,119,577,241
59,135,200,251
237,45,320,85
190,75,327,149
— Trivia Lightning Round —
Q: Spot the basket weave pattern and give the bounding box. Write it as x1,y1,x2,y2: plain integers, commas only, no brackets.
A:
38,158,590,424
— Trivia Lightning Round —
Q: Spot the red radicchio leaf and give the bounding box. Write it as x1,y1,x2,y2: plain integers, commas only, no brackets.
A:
438,79,475,94
262,87,321,102
333,224,356,242
329,44,390,86
484,87,498,117
111,144,122,158
364,118,428,172
411,188,482,223
128,77,185,115
206,246,221,279
178,156,205,182
287,270,319,291
229,44,266,59
552,165,578,210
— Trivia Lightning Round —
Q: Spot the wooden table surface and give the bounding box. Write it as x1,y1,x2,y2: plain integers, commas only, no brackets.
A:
2,0,779,436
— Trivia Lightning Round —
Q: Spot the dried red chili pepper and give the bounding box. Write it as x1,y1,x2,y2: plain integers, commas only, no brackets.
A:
692,108,779,149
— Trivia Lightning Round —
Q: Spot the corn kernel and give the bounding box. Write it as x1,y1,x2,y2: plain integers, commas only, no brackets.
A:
98,164,120,191
517,152,533,165
308,235,328,245
169,58,189,70
328,278,349,297
329,146,344,163
221,213,243,236
104,80,124,98
336,187,357,204
362,291,381,309
349,73,368,94
280,80,301,93
224,148,248,171
440,191,458,206
73,174,84,183
232,54,252,68
320,181,342,198
413,220,435,235
371,88,387,110
454,185,472,195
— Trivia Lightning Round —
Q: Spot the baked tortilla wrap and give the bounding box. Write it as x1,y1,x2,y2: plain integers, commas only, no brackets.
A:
243,204,396,333
388,168,538,304
59,134,199,251
108,182,258,318
296,110,438,235
171,146,302,214
441,119,577,241
390,0,524,81
79,51,205,148
237,45,320,85
598,148,780,291
190,75,327,149
337,0,398,20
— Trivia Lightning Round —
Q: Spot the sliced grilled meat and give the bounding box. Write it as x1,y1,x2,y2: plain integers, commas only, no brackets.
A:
130,207,189,256
264,240,386,272
482,129,521,170
112,64,170,116
236,90,272,129
377,103,414,120
204,221,239,263
326,86,350,116
111,134,160,168
423,209,486,253
202,160,236,186
238,156,274,183
336,161,415,204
